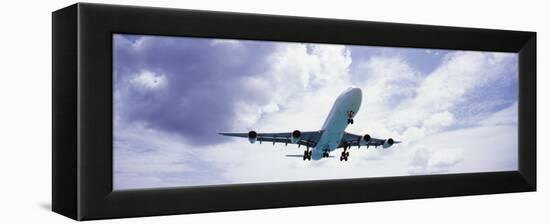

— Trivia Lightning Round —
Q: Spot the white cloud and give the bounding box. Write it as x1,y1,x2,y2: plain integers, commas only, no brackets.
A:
422,111,455,130
383,51,517,143
409,146,463,174
234,43,352,131
129,70,167,90
210,39,241,46
354,56,420,112
479,101,518,126
114,123,188,189
406,124,517,175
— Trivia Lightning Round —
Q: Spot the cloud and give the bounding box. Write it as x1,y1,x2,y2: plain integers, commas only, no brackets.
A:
422,111,455,130
408,146,463,174
113,34,277,145
129,70,167,90
113,122,229,189
113,35,518,189
478,101,518,126
224,43,353,131
406,123,517,175
382,51,517,143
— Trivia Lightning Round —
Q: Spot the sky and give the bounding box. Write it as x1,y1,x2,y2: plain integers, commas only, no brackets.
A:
113,34,518,190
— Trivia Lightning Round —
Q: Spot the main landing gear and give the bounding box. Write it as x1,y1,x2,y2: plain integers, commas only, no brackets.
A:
303,146,312,160
340,146,350,161
322,149,330,158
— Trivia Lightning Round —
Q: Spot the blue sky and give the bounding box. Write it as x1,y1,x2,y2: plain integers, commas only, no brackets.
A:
113,34,518,190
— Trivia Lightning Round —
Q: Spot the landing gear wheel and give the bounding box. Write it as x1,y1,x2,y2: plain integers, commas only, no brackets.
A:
340,151,350,161
304,150,312,160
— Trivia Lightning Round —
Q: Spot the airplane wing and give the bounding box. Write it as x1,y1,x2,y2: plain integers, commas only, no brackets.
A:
339,132,401,148
218,131,322,148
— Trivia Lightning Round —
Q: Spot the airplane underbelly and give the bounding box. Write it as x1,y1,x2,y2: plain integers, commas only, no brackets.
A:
316,131,343,151
311,131,343,160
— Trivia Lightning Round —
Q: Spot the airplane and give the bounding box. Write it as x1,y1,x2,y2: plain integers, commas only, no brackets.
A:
218,87,401,161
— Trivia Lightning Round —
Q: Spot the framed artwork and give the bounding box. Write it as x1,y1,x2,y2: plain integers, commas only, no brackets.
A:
52,3,536,220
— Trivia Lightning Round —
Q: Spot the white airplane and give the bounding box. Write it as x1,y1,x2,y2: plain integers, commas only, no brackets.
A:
219,87,401,161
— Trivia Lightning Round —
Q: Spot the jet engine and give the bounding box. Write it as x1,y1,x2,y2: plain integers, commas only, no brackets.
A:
362,134,371,143
383,138,394,148
291,130,302,143
248,131,258,144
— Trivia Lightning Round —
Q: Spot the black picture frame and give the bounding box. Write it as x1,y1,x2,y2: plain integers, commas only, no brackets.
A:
52,3,536,221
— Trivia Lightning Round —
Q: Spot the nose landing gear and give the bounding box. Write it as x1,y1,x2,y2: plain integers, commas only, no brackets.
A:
347,111,355,125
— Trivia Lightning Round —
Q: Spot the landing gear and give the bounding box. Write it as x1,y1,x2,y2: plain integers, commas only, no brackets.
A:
322,149,329,158
346,111,355,125
340,146,350,161
303,147,312,160
340,151,349,161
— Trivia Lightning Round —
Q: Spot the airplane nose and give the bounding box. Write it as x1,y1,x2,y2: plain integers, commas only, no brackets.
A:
348,87,362,98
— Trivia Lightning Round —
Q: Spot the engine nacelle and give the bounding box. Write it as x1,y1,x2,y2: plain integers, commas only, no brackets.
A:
248,131,258,144
362,134,371,143
383,138,394,148
291,130,301,143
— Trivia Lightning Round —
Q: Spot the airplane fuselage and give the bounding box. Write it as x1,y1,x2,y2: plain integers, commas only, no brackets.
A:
311,87,362,160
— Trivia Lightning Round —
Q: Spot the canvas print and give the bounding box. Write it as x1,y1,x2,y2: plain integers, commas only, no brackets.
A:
113,34,518,190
